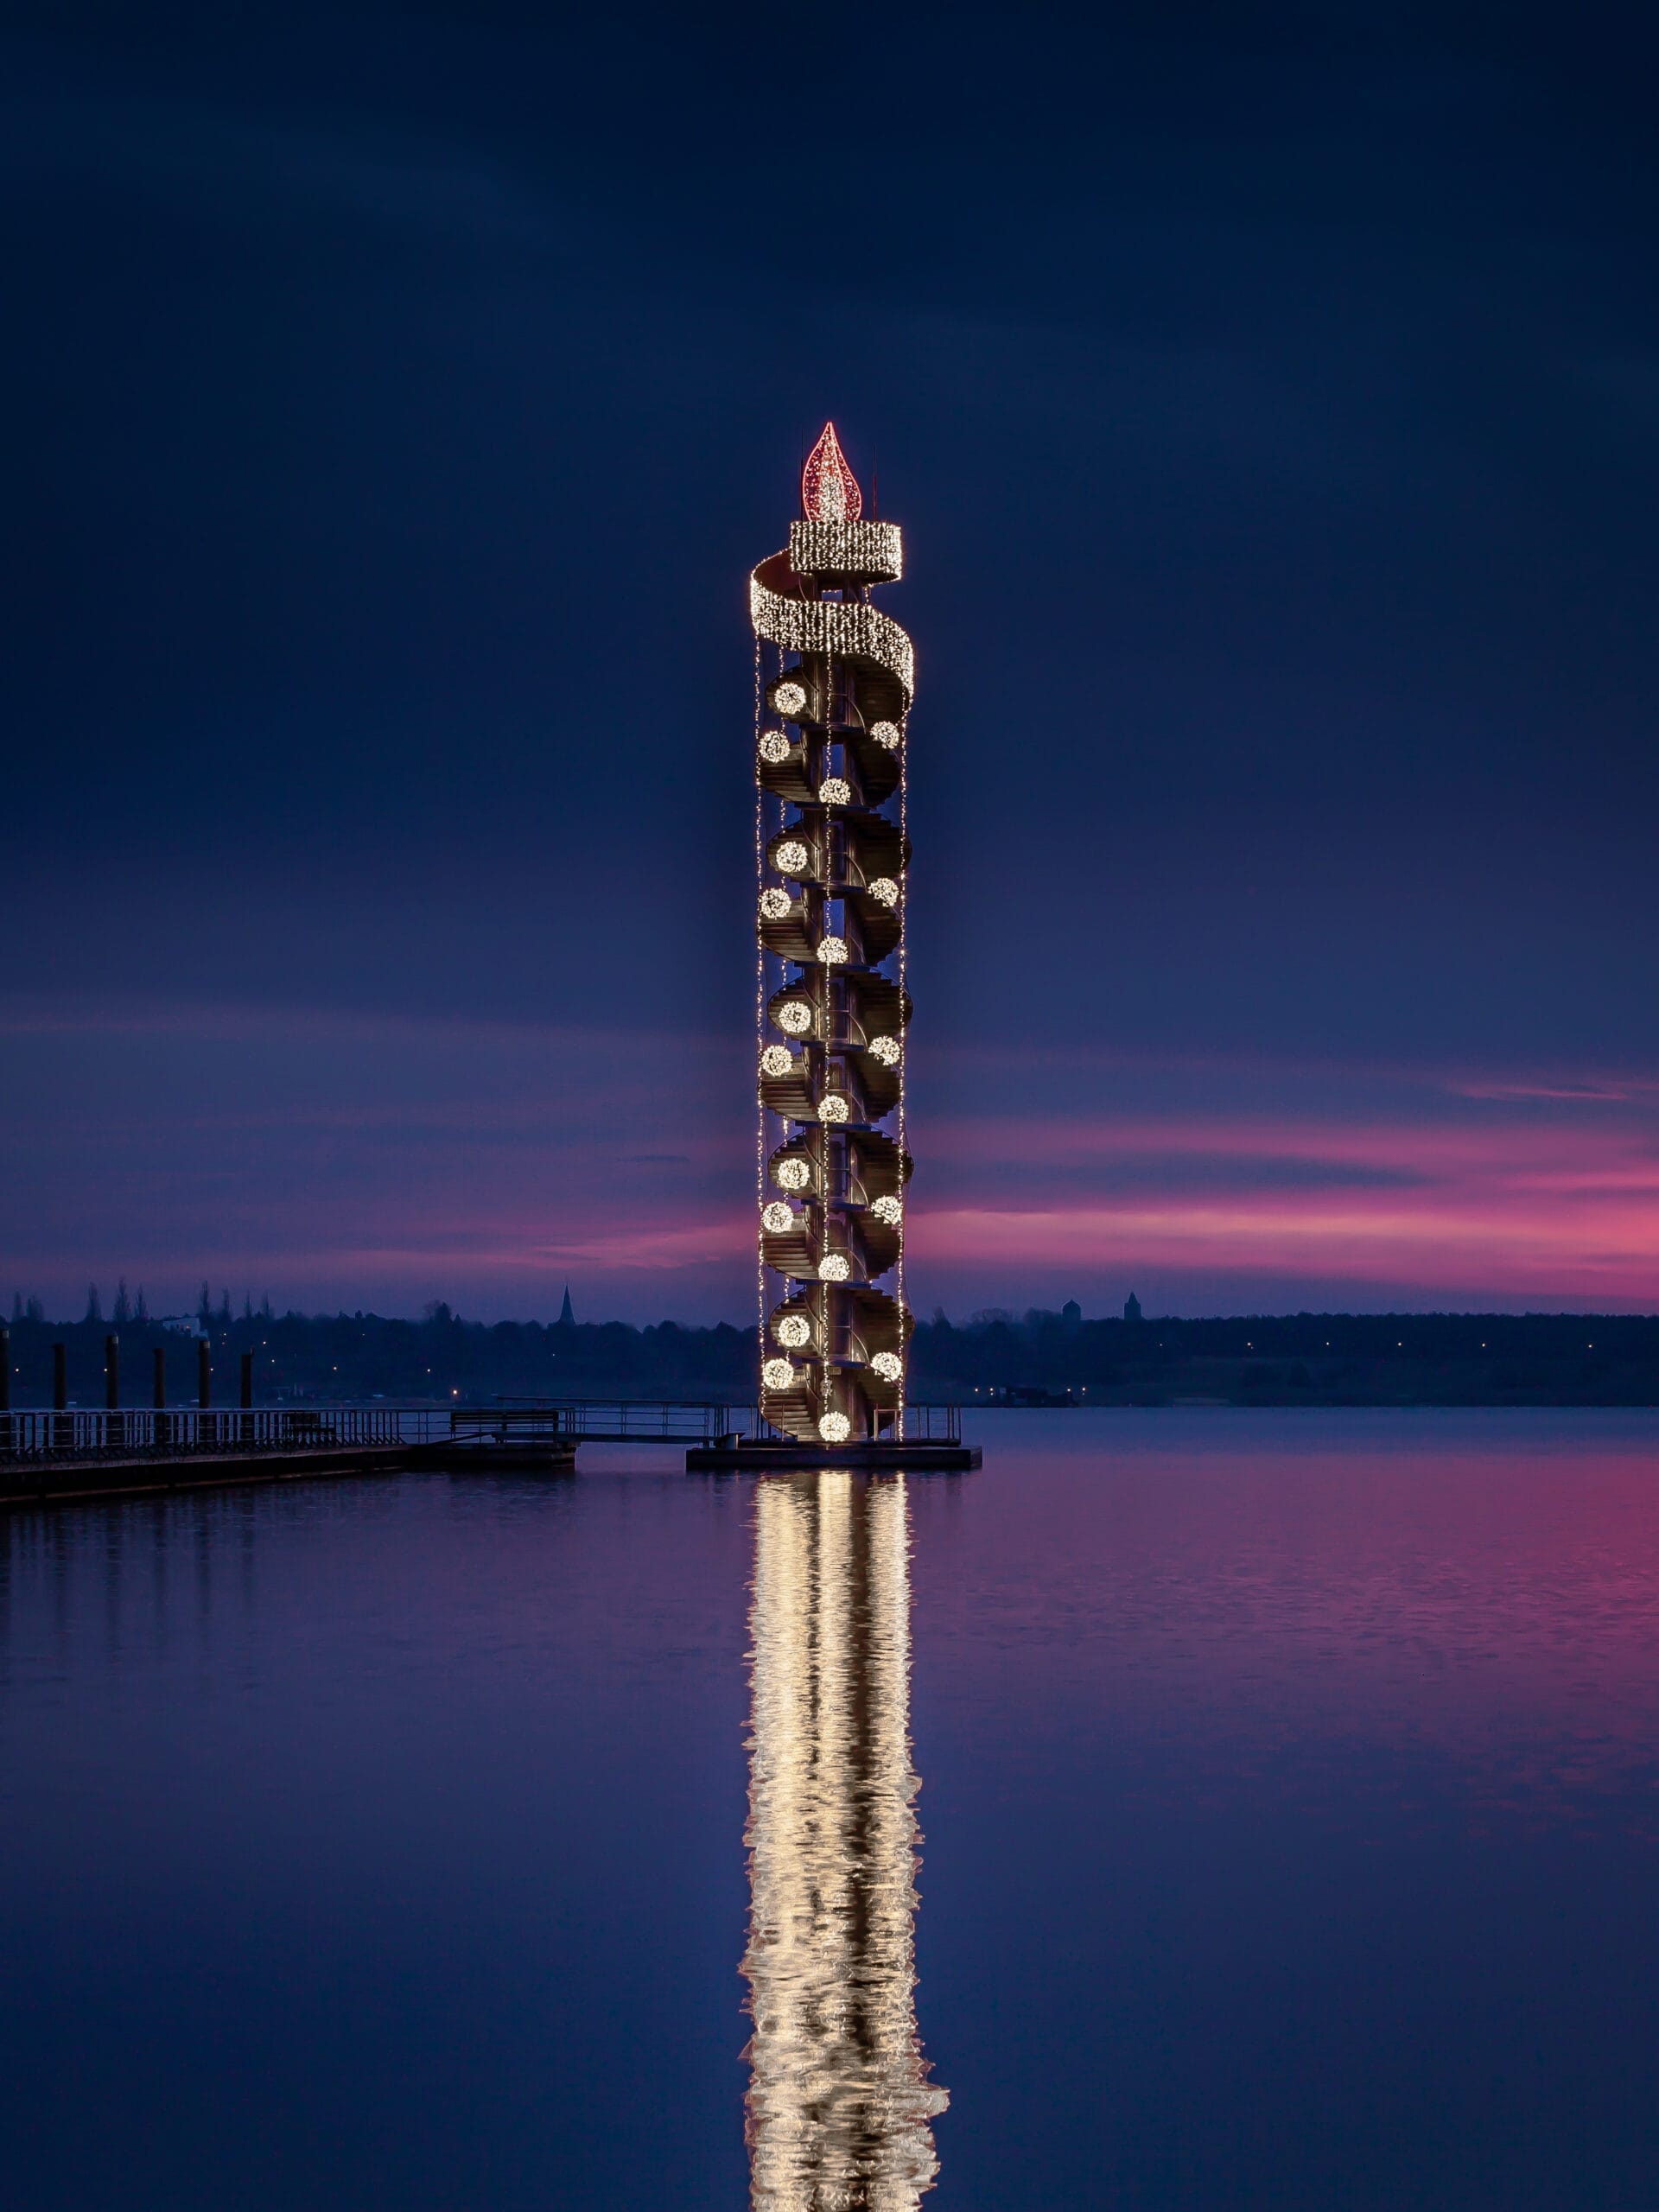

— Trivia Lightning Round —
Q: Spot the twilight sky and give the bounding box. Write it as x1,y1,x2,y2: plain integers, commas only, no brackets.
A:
4,2,1659,1321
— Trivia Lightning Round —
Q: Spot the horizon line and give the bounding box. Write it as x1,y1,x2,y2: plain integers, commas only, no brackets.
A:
9,1303,1659,1331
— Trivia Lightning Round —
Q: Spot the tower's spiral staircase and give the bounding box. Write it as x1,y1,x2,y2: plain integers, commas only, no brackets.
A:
750,425,914,1446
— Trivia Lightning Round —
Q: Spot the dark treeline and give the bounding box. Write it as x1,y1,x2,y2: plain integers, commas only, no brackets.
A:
4,1294,1659,1406
0,1296,753,1406
921,1308,1659,1406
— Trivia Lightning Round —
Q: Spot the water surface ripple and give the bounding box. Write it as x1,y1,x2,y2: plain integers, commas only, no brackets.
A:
743,1473,946,2209
2,1410,1657,2210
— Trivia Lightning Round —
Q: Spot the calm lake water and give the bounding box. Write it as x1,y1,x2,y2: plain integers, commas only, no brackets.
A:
4,1411,1659,2210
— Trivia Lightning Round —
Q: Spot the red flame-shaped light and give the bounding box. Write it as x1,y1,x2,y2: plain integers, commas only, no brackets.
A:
802,421,862,524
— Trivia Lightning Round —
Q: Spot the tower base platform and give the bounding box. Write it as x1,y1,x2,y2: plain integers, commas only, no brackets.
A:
685,1437,980,1473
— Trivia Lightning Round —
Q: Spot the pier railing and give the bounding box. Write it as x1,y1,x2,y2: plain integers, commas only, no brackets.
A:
0,1397,963,1464
887,1403,963,1445
450,1402,960,1445
0,1407,411,1462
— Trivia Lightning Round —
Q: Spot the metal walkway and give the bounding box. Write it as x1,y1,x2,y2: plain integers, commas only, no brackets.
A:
446,1401,961,1446
2,1397,961,1462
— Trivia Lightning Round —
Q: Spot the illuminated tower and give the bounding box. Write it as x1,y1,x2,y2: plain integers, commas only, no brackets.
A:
742,1471,947,2206
751,425,912,1446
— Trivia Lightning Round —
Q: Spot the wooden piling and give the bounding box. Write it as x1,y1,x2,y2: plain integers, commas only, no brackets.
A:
53,1342,68,1451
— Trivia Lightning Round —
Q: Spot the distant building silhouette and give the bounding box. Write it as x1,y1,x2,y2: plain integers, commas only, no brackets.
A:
558,1285,575,1328
1124,1292,1143,1323
1061,1299,1082,1332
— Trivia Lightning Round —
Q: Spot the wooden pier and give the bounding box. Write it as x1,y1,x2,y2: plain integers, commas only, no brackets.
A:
0,1400,974,1508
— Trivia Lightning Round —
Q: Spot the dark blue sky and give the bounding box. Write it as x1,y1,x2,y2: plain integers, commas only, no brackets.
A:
5,2,1659,1319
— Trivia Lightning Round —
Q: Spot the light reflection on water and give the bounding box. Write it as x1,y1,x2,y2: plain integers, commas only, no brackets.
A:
5,1414,1659,2210
743,1473,947,2209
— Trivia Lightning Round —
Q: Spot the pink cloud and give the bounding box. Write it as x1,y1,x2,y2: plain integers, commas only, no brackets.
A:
5,995,1657,1314
903,1095,1659,1300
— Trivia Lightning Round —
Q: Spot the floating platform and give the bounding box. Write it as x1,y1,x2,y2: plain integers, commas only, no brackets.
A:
685,1437,980,1473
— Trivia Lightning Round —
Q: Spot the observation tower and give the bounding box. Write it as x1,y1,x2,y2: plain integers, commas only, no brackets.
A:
748,426,920,1451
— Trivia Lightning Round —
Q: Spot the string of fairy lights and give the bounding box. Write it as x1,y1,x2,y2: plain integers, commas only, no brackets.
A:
895,715,908,1445
754,632,767,1382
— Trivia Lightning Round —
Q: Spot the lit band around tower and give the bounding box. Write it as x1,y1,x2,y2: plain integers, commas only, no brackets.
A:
751,425,912,1447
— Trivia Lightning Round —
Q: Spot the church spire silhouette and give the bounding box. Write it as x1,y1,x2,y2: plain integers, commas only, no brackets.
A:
558,1285,575,1328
